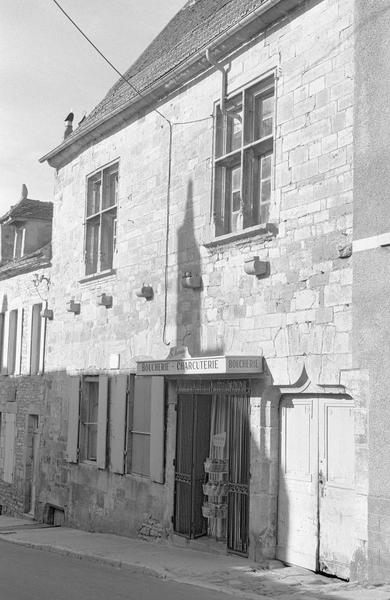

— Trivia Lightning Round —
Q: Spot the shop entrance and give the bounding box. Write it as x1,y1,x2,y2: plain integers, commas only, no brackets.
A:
277,396,355,579
173,380,250,555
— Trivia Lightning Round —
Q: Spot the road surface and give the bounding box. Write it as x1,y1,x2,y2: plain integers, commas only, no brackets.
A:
0,539,232,600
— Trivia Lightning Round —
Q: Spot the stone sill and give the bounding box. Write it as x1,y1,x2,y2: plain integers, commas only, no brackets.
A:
79,268,116,285
203,223,277,248
78,461,98,468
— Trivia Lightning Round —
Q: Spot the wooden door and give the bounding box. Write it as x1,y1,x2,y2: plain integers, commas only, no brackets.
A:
277,397,355,578
318,400,355,579
30,425,40,514
278,398,318,570
174,394,211,538
227,394,250,556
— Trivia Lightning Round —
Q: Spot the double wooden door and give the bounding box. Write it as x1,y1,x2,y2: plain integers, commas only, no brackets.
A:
277,397,355,579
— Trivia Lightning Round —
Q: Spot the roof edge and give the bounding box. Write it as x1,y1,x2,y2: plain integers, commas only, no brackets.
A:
40,0,305,169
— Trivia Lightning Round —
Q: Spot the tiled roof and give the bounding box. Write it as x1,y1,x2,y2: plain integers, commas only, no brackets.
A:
0,199,53,224
41,0,301,166
0,243,51,281
72,0,267,136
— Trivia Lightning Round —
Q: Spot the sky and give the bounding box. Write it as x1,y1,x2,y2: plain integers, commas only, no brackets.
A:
0,0,185,215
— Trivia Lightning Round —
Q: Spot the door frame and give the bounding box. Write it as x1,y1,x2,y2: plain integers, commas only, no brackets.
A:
277,391,355,577
173,378,251,553
173,392,212,539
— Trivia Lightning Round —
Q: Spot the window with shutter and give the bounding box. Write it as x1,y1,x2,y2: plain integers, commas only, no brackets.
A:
66,376,81,463
109,375,128,474
126,375,165,481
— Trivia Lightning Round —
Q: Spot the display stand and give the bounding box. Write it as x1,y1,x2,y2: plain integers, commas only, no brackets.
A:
202,458,228,539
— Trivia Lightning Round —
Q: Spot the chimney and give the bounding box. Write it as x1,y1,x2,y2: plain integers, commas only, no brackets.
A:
21,184,28,201
64,112,74,139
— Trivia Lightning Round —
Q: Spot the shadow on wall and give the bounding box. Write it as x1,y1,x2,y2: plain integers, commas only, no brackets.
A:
176,178,223,357
174,180,291,565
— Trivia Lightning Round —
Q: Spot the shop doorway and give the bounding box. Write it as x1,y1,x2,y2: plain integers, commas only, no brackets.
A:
277,396,355,579
174,393,212,538
174,381,250,555
25,414,39,515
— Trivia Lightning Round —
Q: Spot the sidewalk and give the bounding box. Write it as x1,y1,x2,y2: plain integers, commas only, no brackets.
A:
0,516,389,600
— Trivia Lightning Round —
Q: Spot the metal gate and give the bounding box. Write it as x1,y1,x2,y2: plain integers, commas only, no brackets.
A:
174,393,212,538
227,394,250,555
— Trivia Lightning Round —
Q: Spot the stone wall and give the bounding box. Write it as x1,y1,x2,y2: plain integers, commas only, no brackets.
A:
47,0,354,388
1,0,367,577
354,0,390,581
39,0,358,554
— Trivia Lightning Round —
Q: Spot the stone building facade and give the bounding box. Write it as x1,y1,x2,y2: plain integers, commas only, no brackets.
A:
1,0,388,583
0,192,53,516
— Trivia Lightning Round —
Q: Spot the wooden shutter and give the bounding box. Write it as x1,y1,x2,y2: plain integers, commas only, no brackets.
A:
97,375,108,469
15,308,24,375
110,375,127,474
150,376,165,483
66,376,80,463
38,313,46,373
131,376,152,476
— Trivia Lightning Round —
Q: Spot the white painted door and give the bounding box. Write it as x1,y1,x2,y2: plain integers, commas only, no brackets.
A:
318,400,355,579
277,398,318,570
277,397,355,579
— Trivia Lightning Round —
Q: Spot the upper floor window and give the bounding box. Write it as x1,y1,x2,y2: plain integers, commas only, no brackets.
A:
7,309,18,375
213,77,274,237
85,163,118,276
13,226,25,259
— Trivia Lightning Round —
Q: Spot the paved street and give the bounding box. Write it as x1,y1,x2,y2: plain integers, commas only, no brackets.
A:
0,539,231,600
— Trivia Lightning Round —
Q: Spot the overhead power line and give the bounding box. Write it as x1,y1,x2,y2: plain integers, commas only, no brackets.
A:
51,0,212,127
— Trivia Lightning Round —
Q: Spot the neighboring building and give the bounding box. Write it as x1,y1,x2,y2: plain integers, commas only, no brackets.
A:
0,0,384,583
0,186,52,516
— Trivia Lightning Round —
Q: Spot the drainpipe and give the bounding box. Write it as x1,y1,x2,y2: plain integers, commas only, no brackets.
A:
205,49,242,123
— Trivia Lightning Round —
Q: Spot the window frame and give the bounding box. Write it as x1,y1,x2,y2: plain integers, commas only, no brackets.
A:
213,74,275,238
13,226,25,259
84,161,119,277
80,376,99,463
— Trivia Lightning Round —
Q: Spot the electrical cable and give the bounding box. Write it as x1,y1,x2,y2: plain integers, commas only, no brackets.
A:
51,0,212,128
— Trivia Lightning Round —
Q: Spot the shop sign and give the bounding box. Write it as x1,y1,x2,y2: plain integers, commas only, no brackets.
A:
136,355,263,376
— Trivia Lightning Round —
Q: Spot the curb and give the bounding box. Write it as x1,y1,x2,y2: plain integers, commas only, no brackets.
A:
0,535,265,600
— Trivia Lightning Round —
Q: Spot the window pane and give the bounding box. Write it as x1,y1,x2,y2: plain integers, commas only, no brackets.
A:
102,167,118,210
83,381,99,462
87,424,97,461
227,165,242,233
255,94,274,139
88,382,99,423
226,97,242,153
258,152,272,223
14,228,24,259
85,218,99,275
87,175,101,216
131,433,150,476
100,210,116,271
